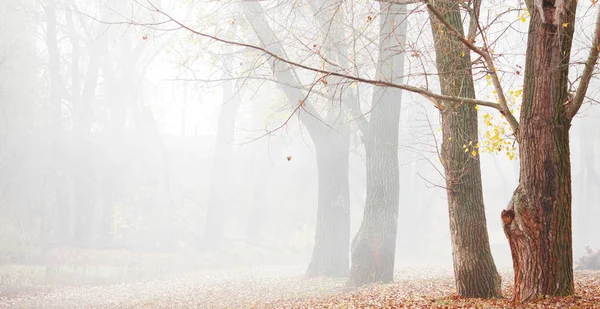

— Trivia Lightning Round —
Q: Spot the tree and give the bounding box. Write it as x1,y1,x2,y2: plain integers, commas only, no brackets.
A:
498,0,600,301
347,1,406,286
240,1,352,276
428,0,501,298
203,22,243,250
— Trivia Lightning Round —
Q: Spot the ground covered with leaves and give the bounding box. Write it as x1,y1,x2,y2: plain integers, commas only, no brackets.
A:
1,266,599,308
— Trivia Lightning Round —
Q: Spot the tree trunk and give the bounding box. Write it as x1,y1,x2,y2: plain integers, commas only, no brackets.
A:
502,1,577,302
347,2,405,286
203,51,241,250
242,1,353,277
306,132,351,277
44,0,72,246
429,0,501,298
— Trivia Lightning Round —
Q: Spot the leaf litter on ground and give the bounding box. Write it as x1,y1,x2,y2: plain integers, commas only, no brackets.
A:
1,266,599,308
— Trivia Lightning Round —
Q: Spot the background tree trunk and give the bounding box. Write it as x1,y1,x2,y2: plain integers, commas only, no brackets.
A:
203,52,241,250
429,0,501,298
347,2,405,286
242,1,352,276
44,0,71,246
503,1,577,302
306,131,351,277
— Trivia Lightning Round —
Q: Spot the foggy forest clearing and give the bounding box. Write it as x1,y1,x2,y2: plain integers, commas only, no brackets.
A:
4,0,600,307
1,265,600,308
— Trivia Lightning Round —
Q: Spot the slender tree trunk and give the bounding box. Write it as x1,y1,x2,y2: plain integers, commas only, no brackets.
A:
44,0,71,245
503,1,577,302
429,0,501,298
203,51,241,250
347,2,405,286
67,3,101,246
306,131,351,277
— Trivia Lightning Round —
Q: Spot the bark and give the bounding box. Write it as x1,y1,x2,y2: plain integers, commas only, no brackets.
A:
306,132,351,277
347,2,405,286
502,0,578,302
429,0,501,298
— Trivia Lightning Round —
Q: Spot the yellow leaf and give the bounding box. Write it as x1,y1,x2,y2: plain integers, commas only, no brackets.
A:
562,22,569,28
520,16,526,23
471,150,477,156
475,105,479,110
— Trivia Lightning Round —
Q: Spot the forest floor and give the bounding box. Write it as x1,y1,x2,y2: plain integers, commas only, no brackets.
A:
1,265,599,308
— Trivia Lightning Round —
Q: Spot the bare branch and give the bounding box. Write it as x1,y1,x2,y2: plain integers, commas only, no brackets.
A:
567,5,600,119
143,6,503,111
458,0,480,41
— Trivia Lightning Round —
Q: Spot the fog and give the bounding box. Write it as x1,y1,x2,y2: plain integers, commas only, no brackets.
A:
1,0,599,307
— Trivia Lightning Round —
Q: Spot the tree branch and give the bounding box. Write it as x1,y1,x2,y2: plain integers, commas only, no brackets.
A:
143,6,503,111
567,5,600,119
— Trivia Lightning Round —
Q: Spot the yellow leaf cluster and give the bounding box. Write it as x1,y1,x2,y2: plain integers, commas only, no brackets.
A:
481,113,517,160
518,8,529,23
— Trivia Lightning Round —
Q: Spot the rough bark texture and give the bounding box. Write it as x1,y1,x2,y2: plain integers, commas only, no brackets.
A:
429,0,501,298
306,132,351,277
503,0,577,302
346,2,405,286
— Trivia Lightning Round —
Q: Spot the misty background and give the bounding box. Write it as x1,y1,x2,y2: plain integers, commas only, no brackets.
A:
0,0,599,287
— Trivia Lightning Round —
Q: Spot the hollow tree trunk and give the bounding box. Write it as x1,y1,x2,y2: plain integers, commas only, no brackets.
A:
306,132,351,277
429,0,501,298
346,2,405,286
502,1,577,302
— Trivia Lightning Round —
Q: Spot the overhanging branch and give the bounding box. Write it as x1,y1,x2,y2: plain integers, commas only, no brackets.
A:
148,6,503,111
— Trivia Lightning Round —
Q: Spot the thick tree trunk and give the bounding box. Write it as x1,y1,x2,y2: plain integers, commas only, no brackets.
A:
347,141,400,285
502,1,577,302
242,2,353,277
346,2,405,286
429,0,501,298
306,132,351,277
